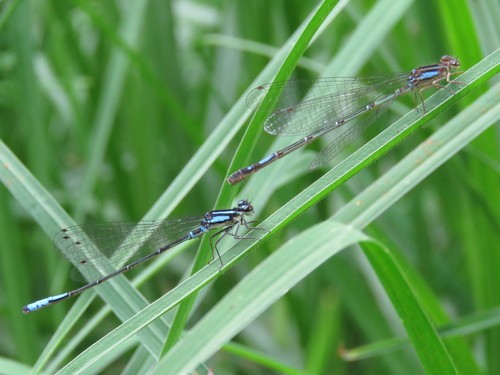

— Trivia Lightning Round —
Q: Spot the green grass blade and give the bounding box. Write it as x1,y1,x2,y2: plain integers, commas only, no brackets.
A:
163,0,340,354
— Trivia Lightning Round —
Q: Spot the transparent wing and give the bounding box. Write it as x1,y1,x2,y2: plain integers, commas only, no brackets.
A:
54,217,205,282
309,100,392,169
246,74,410,136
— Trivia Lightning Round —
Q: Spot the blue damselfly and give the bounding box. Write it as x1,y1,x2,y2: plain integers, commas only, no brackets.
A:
23,200,260,313
227,55,463,185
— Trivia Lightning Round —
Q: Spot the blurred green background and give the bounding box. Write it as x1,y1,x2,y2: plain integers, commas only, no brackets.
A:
0,0,498,374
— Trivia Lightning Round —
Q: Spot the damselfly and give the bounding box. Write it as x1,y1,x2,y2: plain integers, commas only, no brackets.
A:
23,200,260,313
227,55,463,185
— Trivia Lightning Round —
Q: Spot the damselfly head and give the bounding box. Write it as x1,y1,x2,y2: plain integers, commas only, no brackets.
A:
440,55,460,68
237,199,254,214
